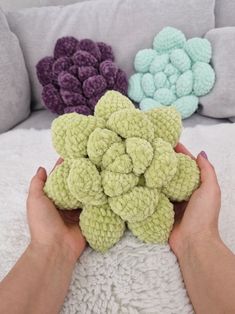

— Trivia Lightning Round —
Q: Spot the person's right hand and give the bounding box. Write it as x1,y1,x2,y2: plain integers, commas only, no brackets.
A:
27,159,86,264
169,144,221,259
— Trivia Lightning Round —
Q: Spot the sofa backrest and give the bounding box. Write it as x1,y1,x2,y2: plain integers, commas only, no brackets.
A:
6,0,215,110
0,0,89,11
215,0,235,27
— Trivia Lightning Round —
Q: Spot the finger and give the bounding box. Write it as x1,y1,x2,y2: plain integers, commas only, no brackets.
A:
197,152,220,188
174,143,195,159
28,167,47,198
50,157,64,175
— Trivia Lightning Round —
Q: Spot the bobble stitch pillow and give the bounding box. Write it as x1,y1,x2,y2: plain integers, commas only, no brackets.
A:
128,27,216,119
36,37,128,115
44,91,200,253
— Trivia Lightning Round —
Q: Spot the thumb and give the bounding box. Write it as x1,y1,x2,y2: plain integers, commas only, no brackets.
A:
197,152,219,189
28,167,47,198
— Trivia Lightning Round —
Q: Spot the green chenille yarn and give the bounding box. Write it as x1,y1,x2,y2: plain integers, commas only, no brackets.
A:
52,113,105,159
44,160,82,210
67,158,107,205
144,139,177,189
44,90,200,252
109,187,159,223
128,26,215,119
145,107,182,147
128,193,174,244
162,153,200,202
80,203,125,253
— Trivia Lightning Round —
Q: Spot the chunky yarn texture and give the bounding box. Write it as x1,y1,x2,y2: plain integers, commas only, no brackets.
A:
44,91,200,252
128,27,215,119
36,37,128,115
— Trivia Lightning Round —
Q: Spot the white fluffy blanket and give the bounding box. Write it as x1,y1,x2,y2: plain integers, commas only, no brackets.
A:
0,123,235,314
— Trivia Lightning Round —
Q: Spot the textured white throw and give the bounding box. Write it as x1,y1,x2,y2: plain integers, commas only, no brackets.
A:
0,123,235,314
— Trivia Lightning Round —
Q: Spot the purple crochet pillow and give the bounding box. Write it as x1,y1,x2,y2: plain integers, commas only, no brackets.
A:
36,37,128,115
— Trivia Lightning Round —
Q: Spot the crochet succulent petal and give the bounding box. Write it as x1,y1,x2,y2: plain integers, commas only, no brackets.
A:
97,42,115,62
42,84,65,114
170,49,191,72
145,107,182,147
44,160,82,210
53,56,73,78
80,203,125,253
128,73,145,102
109,187,159,223
163,153,200,202
141,73,155,97
52,113,105,158
154,87,176,105
36,56,55,86
58,71,82,93
67,158,107,205
172,95,199,119
125,137,153,175
175,70,193,97
128,193,174,243
60,89,87,107
149,54,169,74
113,69,128,95
192,62,216,96
101,142,126,169
94,91,134,121
72,50,98,68
54,36,78,59
153,27,186,53
185,38,212,63
87,128,122,166
144,139,177,189
83,75,107,98
51,113,77,157
107,109,154,142
134,49,157,73
106,154,133,174
128,27,215,119
154,71,168,89
77,39,102,61
101,170,139,197
77,66,98,82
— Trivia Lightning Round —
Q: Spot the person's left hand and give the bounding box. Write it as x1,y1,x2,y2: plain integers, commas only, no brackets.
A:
27,159,86,262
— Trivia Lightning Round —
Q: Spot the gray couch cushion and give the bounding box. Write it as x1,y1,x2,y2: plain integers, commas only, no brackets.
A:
199,27,235,121
215,0,235,27
6,0,215,110
0,8,30,133
1,0,90,11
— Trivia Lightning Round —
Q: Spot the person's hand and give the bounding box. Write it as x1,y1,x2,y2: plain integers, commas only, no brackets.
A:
169,143,221,259
27,159,86,263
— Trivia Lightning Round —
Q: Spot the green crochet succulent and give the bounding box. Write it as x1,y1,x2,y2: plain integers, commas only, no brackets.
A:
44,90,200,252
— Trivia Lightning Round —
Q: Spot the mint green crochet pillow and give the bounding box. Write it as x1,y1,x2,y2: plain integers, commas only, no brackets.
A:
44,91,200,252
128,27,216,119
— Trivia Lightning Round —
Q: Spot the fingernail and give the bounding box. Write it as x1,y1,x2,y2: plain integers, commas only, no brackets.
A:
37,167,43,174
199,151,208,159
